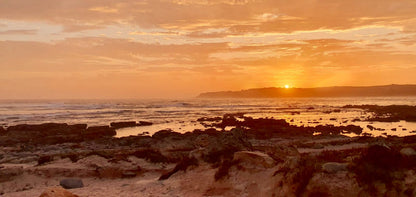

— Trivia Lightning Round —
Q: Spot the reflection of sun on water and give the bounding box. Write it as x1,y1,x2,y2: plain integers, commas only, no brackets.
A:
284,85,290,89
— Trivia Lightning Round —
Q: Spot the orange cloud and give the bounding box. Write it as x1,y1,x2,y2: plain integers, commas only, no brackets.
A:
1,0,416,98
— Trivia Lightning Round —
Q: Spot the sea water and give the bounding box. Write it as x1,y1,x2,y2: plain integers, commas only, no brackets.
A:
1,97,416,137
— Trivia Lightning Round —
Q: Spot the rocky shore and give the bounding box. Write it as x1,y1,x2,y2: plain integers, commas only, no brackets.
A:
1,115,416,196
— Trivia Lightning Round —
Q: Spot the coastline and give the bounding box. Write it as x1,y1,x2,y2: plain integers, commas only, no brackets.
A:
1,113,416,196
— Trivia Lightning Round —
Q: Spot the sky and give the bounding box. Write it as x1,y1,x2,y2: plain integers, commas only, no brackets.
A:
1,0,416,99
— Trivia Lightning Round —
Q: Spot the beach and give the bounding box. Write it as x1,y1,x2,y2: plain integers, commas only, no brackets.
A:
1,99,416,196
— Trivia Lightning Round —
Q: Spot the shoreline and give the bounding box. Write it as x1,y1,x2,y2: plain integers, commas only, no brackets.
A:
1,113,416,196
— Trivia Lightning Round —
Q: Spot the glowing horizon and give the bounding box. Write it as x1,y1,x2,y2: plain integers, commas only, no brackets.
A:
1,0,416,99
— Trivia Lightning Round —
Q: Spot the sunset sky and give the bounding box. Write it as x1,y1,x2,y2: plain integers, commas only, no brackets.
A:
1,0,416,99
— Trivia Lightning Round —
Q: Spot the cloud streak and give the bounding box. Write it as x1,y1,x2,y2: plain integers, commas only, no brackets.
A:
0,0,416,98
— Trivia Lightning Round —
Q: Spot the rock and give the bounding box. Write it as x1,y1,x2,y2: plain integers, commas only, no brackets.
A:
83,126,116,138
138,121,153,126
314,124,362,135
59,179,84,189
0,126,6,135
7,123,86,136
39,186,79,197
322,162,348,173
367,125,375,131
110,121,137,129
38,155,53,165
2,123,88,144
194,134,211,147
391,128,397,131
152,129,181,139
233,151,275,168
400,147,416,157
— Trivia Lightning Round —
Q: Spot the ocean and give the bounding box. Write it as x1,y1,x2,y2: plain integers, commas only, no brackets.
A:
1,97,416,138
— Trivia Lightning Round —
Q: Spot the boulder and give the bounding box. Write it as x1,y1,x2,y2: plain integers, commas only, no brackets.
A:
233,151,275,168
39,187,79,197
110,121,137,129
400,147,416,157
322,162,348,173
59,178,84,189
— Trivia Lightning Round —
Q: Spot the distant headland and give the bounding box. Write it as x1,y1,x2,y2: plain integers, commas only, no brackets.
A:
198,84,416,98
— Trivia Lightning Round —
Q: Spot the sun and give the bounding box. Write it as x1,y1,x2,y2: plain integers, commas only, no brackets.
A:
284,85,290,89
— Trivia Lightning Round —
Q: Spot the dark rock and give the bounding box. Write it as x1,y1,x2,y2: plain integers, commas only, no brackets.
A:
391,128,397,131
315,124,362,135
38,155,53,165
159,157,198,180
133,149,170,163
84,126,116,138
110,121,137,129
343,105,416,122
3,123,87,144
138,121,153,126
349,144,414,191
59,178,84,189
152,129,182,139
0,126,6,135
367,125,375,131
7,123,86,136
192,128,220,136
